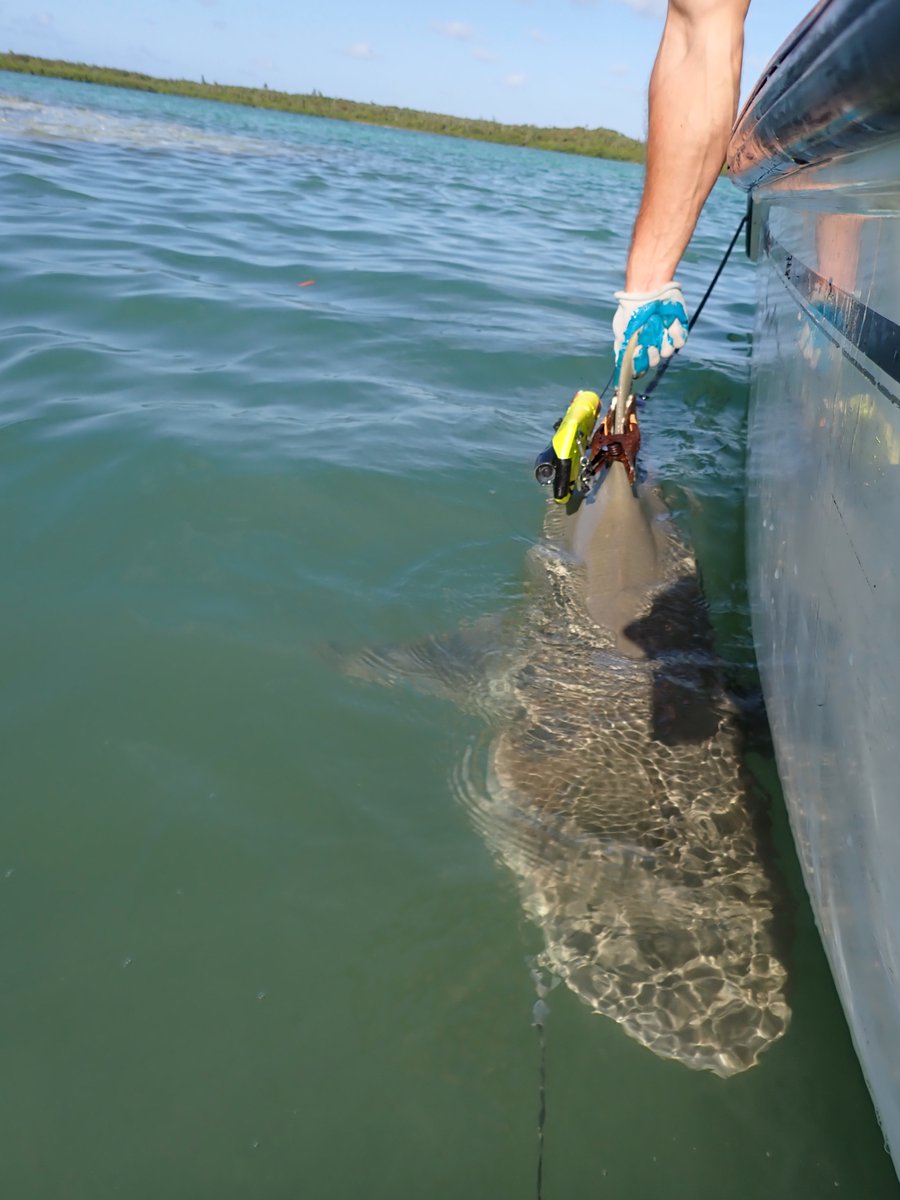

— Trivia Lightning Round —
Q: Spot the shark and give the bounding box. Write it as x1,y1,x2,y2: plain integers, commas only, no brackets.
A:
345,424,791,1078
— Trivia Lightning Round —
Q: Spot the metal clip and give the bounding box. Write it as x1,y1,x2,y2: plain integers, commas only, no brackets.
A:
584,407,641,486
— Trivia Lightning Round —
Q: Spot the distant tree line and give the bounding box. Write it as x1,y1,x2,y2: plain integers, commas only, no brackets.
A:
0,51,646,163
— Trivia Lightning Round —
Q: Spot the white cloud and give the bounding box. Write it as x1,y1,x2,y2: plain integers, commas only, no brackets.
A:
346,41,376,60
503,72,528,88
528,28,550,43
608,62,629,76
472,46,497,62
35,11,53,26
432,20,473,40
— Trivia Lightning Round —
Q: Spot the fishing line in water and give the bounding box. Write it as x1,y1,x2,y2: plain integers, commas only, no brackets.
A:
529,963,559,1200
527,211,748,1197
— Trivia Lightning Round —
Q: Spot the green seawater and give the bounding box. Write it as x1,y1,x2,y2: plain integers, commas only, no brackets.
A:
0,71,897,1199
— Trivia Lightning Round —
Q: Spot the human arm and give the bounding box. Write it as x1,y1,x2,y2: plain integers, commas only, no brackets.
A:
615,0,750,375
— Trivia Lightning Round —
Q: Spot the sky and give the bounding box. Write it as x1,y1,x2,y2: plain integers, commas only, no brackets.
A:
0,0,815,140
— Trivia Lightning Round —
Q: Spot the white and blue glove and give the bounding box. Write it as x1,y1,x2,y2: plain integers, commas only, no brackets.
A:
612,283,688,381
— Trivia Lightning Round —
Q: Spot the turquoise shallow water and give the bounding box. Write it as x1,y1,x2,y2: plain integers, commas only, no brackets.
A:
1,71,898,1199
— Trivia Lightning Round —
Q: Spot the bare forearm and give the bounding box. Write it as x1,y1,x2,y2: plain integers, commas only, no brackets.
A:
625,0,749,292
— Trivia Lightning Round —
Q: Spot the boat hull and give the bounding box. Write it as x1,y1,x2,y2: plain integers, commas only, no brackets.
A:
729,0,900,1172
746,158,900,1164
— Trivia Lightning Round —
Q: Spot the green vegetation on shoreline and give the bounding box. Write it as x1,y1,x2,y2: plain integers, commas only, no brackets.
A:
0,51,646,162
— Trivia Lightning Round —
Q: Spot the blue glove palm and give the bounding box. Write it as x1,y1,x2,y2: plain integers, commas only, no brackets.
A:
613,283,688,380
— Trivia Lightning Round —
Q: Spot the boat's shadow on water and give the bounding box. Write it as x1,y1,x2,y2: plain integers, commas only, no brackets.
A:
339,472,796,1079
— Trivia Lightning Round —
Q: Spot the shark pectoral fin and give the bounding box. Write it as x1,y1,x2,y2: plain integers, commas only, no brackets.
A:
327,613,512,704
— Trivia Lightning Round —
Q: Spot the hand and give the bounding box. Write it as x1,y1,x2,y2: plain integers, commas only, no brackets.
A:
613,283,688,380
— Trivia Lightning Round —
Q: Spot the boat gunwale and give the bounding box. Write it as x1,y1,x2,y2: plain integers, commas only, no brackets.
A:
727,0,900,191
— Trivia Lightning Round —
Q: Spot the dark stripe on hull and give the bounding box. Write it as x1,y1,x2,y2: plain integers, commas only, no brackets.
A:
766,234,900,406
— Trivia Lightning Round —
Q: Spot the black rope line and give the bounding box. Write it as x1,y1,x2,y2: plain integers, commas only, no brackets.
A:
531,210,749,1199
533,998,548,1200
639,211,748,400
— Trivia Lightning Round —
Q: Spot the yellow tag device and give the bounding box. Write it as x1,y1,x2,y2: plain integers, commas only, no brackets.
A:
534,390,600,503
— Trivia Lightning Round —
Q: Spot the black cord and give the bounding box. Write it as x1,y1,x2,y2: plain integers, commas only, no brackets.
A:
532,211,748,1199
639,211,748,400
533,995,549,1200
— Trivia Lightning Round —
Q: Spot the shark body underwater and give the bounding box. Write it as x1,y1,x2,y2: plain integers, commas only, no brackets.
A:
346,407,791,1078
